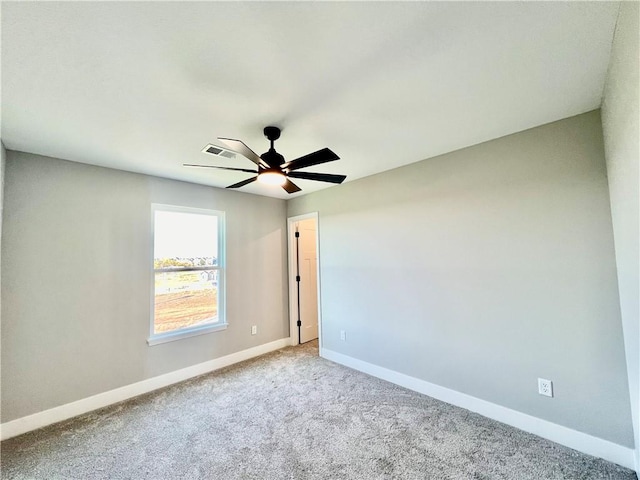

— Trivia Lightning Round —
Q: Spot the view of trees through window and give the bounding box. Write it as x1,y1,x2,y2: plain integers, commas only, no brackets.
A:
153,209,221,336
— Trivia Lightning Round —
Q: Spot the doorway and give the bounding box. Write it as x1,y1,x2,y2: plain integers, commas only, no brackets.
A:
288,213,321,347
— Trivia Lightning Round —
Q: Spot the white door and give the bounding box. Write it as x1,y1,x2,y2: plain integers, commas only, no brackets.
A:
297,218,318,343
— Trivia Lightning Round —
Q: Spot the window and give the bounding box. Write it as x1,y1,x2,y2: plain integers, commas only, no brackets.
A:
148,204,226,345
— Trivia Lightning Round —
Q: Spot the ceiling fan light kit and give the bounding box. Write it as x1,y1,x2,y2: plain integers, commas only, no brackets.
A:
184,126,346,194
258,169,287,186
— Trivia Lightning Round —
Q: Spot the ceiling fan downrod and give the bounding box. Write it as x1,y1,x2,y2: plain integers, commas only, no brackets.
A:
261,126,285,169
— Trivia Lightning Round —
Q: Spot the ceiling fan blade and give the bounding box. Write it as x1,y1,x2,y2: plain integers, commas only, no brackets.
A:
218,138,268,168
287,171,346,184
282,178,302,194
227,176,258,189
183,164,258,174
281,148,340,171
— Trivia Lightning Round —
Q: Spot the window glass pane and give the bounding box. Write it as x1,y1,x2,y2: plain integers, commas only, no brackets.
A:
152,208,223,339
154,211,218,267
154,270,218,334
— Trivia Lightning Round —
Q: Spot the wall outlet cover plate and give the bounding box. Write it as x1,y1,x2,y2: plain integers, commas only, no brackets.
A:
538,378,553,397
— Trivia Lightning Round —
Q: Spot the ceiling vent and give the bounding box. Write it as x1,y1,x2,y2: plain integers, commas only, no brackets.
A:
202,144,236,159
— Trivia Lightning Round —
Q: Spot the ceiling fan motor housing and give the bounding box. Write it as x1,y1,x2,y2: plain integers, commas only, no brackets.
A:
261,149,285,169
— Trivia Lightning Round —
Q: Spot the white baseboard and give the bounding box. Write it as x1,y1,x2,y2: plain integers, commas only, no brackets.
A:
321,348,636,471
1,338,291,441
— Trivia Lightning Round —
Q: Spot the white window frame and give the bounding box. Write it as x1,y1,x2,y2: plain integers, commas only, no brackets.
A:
148,204,226,346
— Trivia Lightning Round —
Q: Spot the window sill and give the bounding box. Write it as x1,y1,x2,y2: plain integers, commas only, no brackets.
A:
147,322,228,346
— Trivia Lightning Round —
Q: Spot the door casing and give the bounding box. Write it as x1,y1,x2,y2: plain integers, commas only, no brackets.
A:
287,212,322,348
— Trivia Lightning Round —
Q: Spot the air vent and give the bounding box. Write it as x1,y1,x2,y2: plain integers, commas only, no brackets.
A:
202,144,236,159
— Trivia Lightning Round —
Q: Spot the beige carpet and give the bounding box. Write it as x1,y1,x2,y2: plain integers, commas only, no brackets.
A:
1,341,636,479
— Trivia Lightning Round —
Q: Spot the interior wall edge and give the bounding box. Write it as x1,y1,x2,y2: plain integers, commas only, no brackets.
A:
600,1,640,473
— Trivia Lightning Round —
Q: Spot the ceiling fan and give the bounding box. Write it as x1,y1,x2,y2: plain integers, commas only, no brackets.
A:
184,126,346,194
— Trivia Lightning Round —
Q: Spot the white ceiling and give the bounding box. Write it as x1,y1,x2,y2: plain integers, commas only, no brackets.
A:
1,2,620,199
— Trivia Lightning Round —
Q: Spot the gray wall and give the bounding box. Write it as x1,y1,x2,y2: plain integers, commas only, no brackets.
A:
288,111,633,447
1,152,289,422
1,142,5,413
0,142,5,231
601,1,640,463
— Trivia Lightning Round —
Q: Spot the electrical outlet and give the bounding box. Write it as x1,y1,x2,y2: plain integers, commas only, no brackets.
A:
340,330,346,341
538,378,553,397
251,325,257,335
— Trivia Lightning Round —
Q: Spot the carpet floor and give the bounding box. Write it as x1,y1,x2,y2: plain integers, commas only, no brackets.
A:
1,341,636,480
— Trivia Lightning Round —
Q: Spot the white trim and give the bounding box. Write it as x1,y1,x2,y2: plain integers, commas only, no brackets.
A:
321,348,636,470
287,212,322,350
0,338,290,441
147,322,228,346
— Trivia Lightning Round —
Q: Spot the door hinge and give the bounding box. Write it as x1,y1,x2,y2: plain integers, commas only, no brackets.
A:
296,275,301,282
297,320,302,327
295,231,300,238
